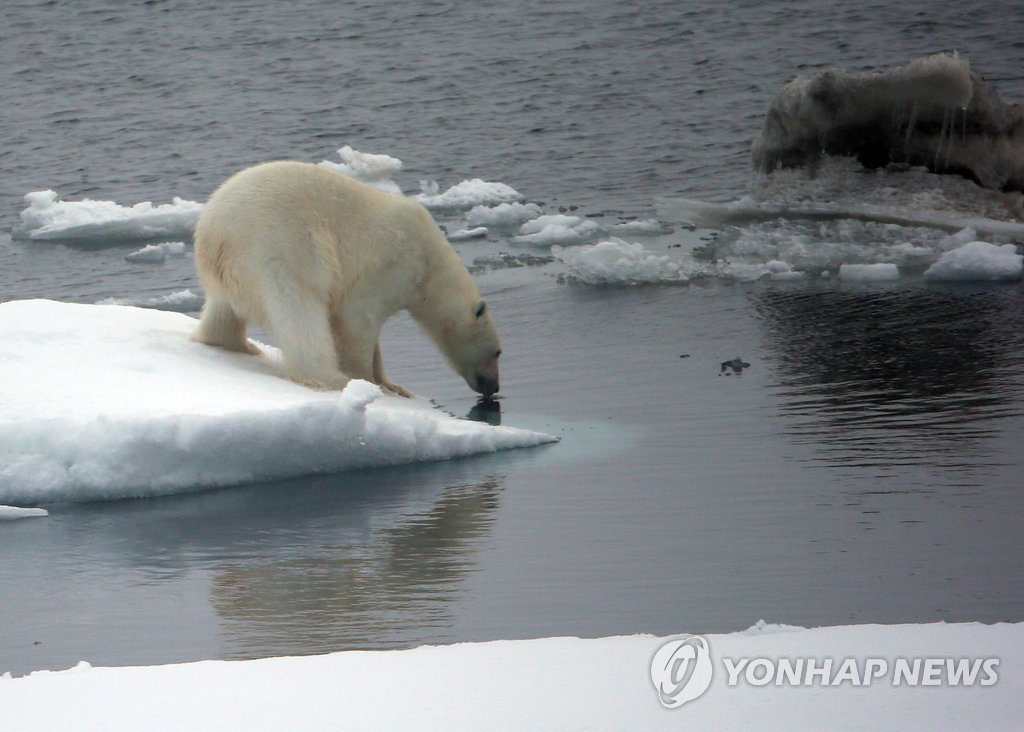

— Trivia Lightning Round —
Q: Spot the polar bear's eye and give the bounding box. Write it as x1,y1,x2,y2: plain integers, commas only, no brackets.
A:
475,301,487,318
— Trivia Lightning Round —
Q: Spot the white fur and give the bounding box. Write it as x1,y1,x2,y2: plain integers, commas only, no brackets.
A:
194,161,501,396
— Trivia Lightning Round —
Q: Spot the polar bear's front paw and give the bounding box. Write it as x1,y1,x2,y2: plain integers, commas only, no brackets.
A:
381,381,414,398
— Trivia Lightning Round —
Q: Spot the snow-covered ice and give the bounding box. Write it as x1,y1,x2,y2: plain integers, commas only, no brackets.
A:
924,240,1024,282
14,190,202,243
515,214,602,246
414,179,522,210
318,145,404,195
1,620,1020,730
555,239,686,285
0,300,554,505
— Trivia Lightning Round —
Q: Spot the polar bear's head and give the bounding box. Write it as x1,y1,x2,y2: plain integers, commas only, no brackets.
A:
411,289,502,397
451,298,502,397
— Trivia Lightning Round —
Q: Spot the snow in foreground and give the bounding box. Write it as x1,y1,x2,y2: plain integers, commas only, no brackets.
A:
0,300,554,505
2,621,1020,731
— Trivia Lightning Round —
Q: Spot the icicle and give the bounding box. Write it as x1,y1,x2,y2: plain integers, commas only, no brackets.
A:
904,101,919,151
934,107,951,169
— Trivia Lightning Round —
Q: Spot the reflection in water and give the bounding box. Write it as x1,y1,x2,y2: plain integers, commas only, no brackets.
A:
210,478,502,659
466,397,502,425
756,286,1024,476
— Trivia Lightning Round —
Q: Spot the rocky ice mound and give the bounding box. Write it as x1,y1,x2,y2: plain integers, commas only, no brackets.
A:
0,300,555,506
14,190,202,243
752,53,1024,191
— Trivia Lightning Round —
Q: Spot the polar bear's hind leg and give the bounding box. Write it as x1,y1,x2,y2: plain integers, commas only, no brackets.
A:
195,294,261,356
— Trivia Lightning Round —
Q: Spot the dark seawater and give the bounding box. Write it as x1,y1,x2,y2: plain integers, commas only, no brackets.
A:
3,0,1024,674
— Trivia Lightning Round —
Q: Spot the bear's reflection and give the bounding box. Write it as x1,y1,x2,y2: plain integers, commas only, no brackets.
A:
210,478,502,659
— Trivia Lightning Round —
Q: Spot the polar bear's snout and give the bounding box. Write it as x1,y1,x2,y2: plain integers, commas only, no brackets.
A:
471,356,500,397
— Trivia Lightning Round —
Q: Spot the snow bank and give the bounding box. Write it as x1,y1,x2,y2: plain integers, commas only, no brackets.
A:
752,53,1024,191
0,300,554,505
414,179,522,210
515,214,602,246
318,145,403,195
555,239,686,285
14,190,202,243
2,621,1020,730
924,240,1024,281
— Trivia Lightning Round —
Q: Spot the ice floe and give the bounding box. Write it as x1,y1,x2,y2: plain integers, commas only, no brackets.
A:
924,240,1024,282
14,190,202,243
515,214,602,246
838,263,901,282
414,179,522,210
318,145,404,195
555,239,686,285
0,300,554,505
124,241,187,264
465,202,542,230
0,505,49,521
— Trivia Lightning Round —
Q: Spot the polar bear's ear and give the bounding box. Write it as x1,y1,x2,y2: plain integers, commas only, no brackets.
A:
474,300,488,319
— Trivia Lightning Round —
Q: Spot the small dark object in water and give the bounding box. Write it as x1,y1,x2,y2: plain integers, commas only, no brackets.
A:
679,353,691,359
720,357,750,375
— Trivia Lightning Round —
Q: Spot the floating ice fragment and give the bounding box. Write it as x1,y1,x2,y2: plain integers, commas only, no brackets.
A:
414,179,522,210
612,219,672,235
16,191,202,243
318,145,403,195
124,241,187,264
0,505,49,520
448,227,488,242
467,202,542,228
515,215,602,246
924,241,1023,281
554,239,686,285
838,263,900,281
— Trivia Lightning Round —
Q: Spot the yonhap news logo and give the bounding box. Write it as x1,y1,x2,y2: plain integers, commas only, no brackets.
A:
649,636,714,708
649,635,1000,709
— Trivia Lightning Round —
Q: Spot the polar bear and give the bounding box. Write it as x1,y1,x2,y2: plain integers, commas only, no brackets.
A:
193,161,501,397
